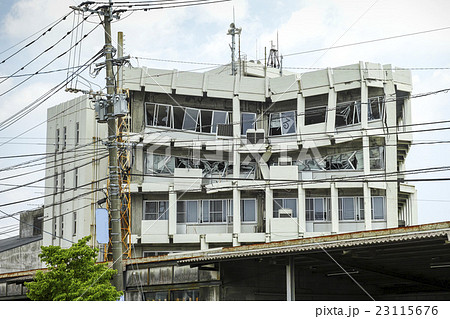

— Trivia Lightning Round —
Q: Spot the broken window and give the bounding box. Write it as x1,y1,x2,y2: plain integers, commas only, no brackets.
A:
143,201,169,220
147,154,175,175
335,101,361,127
325,151,360,170
269,111,297,136
368,96,385,121
306,198,330,221
241,112,256,135
182,108,200,131
369,146,384,169
336,89,361,127
305,94,328,125
273,198,297,218
297,150,363,171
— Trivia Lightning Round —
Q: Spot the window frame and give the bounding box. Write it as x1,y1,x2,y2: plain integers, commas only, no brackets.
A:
143,200,169,221
305,197,331,221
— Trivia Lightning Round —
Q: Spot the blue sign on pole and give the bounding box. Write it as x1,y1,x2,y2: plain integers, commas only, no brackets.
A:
96,208,109,244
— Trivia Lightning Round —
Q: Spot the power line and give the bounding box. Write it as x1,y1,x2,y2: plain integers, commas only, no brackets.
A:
0,64,92,79
0,153,109,195
0,19,102,99
0,11,94,86
0,49,104,132
283,26,450,58
0,11,74,58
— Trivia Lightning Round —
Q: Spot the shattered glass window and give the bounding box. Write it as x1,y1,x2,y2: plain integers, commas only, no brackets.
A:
269,111,297,136
335,101,361,127
368,96,384,121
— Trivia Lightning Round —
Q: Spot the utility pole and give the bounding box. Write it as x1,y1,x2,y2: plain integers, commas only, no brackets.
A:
103,2,124,292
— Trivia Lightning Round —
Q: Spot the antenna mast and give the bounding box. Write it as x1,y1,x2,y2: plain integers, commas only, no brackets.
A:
227,14,241,76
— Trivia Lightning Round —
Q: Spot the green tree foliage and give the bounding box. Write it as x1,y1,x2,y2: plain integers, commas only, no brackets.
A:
25,236,122,301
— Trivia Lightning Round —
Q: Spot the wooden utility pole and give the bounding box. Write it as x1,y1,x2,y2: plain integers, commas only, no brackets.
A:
103,2,124,292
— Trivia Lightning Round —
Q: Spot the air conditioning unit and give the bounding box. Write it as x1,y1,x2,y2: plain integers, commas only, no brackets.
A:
216,123,233,138
278,208,292,218
278,156,292,166
246,129,265,144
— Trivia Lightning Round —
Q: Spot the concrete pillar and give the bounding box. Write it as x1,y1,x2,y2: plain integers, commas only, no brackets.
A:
362,136,372,230
168,186,176,236
232,186,241,236
331,183,339,234
297,185,306,236
297,93,305,143
360,62,369,130
411,191,418,225
326,88,337,134
286,256,295,301
200,234,208,250
384,81,398,228
232,94,241,243
363,183,372,230
265,185,273,236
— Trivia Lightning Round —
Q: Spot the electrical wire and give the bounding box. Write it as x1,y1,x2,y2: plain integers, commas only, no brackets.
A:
0,48,104,132
0,10,74,61
282,26,450,58
0,19,102,99
0,12,95,86
0,153,109,195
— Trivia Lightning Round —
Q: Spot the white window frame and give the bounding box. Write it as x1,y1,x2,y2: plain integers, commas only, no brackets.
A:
269,111,297,136
240,199,256,222
273,198,298,218
371,196,386,220
143,200,169,221
305,197,330,221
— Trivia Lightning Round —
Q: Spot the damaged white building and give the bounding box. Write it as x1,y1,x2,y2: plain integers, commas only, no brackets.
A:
42,56,417,256
123,60,417,255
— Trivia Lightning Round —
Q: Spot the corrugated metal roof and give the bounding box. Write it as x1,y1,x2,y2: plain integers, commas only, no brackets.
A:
179,222,450,264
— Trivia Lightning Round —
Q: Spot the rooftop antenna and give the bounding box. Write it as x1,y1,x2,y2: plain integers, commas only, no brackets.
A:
227,7,241,76
267,31,281,73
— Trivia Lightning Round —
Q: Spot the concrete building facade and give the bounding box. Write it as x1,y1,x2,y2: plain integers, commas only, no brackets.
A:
123,61,417,256
41,59,417,257
42,95,108,249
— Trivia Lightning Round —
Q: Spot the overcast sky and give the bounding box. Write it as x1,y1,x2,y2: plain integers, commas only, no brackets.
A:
1,0,450,239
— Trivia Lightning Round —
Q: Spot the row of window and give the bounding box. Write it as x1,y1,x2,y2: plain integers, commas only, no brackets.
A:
54,168,79,193
52,212,77,239
144,199,256,223
55,122,80,151
145,103,257,135
143,196,386,223
305,196,385,221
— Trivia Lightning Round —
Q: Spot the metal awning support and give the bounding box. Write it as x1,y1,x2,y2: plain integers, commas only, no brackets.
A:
286,256,295,301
